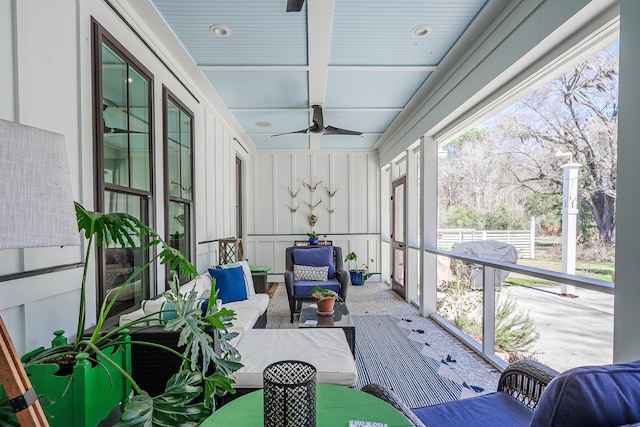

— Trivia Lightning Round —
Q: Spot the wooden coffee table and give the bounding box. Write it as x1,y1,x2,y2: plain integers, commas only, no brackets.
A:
298,301,355,356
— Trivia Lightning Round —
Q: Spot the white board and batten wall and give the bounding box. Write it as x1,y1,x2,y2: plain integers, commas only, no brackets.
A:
246,151,381,277
0,0,243,354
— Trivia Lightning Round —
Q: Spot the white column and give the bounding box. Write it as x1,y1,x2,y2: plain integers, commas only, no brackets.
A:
561,162,580,295
421,136,438,315
614,0,640,362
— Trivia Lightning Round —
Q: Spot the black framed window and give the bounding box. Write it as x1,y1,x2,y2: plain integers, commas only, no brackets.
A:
164,87,194,284
93,21,154,316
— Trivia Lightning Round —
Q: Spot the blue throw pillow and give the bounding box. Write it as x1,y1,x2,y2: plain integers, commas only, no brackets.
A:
208,266,248,303
293,246,335,278
530,360,640,427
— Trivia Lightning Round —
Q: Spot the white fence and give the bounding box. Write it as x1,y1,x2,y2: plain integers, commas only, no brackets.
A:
437,224,535,259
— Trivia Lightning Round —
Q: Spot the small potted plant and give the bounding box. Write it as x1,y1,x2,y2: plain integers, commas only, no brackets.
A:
307,230,320,245
539,217,560,234
344,251,374,286
309,286,341,315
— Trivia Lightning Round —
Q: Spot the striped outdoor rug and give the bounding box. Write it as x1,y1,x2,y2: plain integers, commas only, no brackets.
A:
354,315,478,409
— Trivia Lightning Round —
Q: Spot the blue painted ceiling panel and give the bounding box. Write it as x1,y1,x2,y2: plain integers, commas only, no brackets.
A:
325,71,430,108
250,134,310,150
330,0,487,66
203,71,309,109
234,110,310,134
320,134,381,150
151,0,308,65
323,109,400,133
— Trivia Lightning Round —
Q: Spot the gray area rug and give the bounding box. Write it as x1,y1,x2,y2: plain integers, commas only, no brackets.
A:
265,282,500,402
353,315,479,409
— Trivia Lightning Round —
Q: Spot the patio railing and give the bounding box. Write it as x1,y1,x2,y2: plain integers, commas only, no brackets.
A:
422,247,614,371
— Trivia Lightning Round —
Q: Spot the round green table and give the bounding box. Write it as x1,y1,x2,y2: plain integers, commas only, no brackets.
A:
201,384,414,426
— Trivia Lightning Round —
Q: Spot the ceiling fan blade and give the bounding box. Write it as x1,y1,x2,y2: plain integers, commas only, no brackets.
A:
269,128,310,137
104,126,145,134
323,126,363,136
286,0,304,12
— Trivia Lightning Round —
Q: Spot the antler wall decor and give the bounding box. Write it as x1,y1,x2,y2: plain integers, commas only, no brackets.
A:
325,186,339,197
303,200,322,211
287,203,299,213
288,185,301,198
303,178,323,192
328,207,336,214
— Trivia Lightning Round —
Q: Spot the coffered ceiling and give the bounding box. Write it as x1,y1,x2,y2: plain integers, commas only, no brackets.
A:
150,0,488,150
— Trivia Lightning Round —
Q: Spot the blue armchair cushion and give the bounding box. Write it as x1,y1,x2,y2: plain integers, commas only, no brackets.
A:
208,266,248,303
293,246,335,278
293,280,341,297
412,392,533,427
530,360,640,427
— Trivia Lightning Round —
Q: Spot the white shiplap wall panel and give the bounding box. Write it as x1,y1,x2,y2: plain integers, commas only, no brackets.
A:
253,155,275,234
349,154,371,234
275,155,294,234
247,151,380,277
332,155,350,234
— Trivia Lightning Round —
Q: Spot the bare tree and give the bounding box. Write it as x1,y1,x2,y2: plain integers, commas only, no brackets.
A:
498,46,618,244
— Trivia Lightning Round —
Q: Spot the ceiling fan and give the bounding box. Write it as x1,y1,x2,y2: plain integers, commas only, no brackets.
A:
270,105,363,137
103,104,146,134
286,0,304,12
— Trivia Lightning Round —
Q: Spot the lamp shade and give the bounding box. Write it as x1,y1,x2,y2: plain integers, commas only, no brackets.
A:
0,119,80,249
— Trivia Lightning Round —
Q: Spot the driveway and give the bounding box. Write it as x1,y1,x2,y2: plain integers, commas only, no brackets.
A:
502,284,613,372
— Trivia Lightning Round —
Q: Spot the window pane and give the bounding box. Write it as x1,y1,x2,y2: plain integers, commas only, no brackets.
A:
102,44,129,187
103,191,150,315
127,67,150,191
167,99,181,198
180,110,192,201
169,201,190,267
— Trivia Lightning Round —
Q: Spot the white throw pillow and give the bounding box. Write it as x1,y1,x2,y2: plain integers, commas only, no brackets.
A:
294,264,329,281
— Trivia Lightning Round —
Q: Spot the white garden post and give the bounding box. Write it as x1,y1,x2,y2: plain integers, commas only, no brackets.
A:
560,159,581,295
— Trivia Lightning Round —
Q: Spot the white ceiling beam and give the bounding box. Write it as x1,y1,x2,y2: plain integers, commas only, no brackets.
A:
307,0,334,150
197,65,309,72
328,65,438,72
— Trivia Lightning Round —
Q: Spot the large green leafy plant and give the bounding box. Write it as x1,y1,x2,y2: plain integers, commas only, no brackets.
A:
0,202,242,426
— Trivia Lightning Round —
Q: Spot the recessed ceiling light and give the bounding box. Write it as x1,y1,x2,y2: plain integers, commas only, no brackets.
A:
210,25,232,37
255,121,272,127
411,25,432,38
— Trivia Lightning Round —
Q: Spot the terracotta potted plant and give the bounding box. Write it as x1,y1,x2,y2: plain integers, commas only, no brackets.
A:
310,286,341,316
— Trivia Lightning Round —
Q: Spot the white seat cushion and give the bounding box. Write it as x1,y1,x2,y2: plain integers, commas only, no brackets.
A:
223,293,269,315
227,308,261,334
119,307,147,326
233,329,357,388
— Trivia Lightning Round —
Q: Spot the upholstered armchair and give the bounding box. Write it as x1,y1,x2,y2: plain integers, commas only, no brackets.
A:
284,245,350,322
363,359,640,427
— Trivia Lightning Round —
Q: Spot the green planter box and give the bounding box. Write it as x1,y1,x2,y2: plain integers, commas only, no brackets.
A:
1,332,132,427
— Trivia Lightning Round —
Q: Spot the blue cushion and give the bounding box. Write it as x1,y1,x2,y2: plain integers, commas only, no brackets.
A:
293,279,341,297
293,246,335,278
412,392,533,427
530,360,640,427
208,266,248,303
